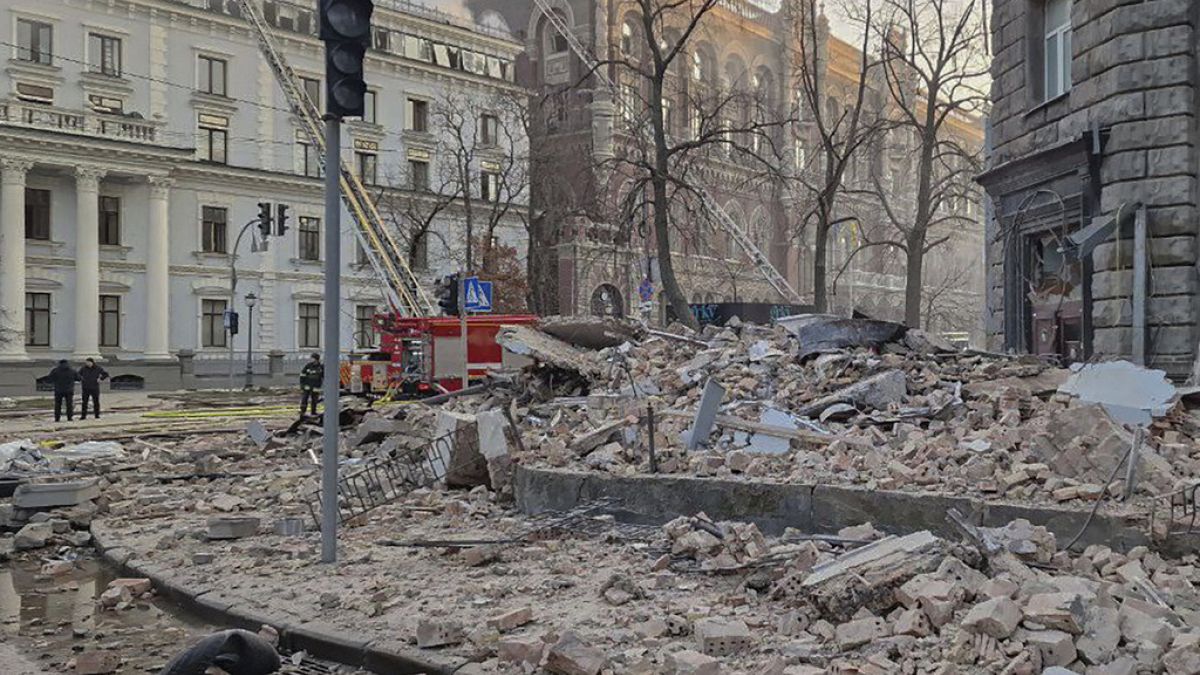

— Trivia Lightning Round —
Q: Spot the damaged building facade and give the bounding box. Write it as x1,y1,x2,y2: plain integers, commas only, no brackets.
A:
978,0,1200,376
0,0,526,386
476,0,986,336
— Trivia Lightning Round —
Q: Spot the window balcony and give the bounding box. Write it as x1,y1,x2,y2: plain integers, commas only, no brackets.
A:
0,99,164,146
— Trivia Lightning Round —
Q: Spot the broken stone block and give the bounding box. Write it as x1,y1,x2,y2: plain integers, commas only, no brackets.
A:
497,636,544,665
206,516,260,540
487,607,533,632
416,619,465,648
434,410,489,487
1024,629,1077,667
1119,603,1174,648
76,650,121,674
350,415,401,446
801,530,945,622
546,630,607,675
961,596,1021,639
835,616,889,650
476,410,514,489
669,649,722,675
1163,631,1200,674
1076,606,1120,665
12,479,101,509
694,618,753,656
1023,592,1085,635
1089,656,1137,675
978,578,1018,599
107,578,151,595
892,608,931,637
461,545,500,567
13,521,52,550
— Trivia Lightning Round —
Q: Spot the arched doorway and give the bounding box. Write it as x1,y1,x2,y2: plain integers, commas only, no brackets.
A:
590,284,625,318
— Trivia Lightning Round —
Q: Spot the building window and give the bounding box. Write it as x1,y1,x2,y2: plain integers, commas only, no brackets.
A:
300,138,321,177
16,82,54,104
409,159,430,191
298,216,320,261
479,113,498,146
1044,0,1072,100
198,114,228,164
17,19,53,65
201,206,228,253
406,98,428,132
301,77,320,108
621,82,639,123
621,21,636,56
198,55,227,96
298,302,321,348
88,95,123,114
25,188,50,240
356,152,377,184
363,90,377,124
480,170,500,202
88,33,121,77
355,305,377,348
201,299,227,348
99,196,120,245
25,293,50,347
99,294,120,347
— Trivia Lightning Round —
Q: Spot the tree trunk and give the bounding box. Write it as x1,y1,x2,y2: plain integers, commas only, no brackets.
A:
904,236,924,328
812,220,829,313
649,59,697,330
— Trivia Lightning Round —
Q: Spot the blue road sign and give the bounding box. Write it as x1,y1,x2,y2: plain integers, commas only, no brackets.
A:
638,278,654,302
464,276,493,312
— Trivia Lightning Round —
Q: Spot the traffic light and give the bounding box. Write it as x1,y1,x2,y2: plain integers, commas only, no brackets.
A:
257,202,273,238
275,203,289,237
224,310,239,336
437,274,460,316
319,0,373,119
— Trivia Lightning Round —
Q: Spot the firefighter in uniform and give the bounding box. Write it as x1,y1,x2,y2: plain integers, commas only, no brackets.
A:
299,352,323,417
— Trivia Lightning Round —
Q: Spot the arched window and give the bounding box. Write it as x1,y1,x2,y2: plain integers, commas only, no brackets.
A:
542,12,569,55
591,284,625,318
621,19,637,57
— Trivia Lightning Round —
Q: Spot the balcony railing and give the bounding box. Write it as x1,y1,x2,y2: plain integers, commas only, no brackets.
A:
0,100,163,145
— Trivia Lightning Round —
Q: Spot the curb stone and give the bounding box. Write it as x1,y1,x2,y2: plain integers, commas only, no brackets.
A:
90,522,463,674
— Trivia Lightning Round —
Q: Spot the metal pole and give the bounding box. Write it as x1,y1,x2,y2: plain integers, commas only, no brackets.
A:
460,276,468,390
1132,206,1147,365
321,117,341,563
244,303,254,389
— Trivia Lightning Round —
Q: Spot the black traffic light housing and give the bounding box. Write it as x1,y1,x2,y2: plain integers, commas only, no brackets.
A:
257,202,273,238
320,0,373,119
225,309,240,336
276,203,290,237
437,274,460,316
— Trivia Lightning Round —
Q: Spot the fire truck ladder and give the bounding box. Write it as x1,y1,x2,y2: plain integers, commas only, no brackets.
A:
532,0,804,305
234,0,435,317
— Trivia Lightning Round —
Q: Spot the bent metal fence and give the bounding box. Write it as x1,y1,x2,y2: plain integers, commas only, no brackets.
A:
306,424,477,528
1148,481,1200,542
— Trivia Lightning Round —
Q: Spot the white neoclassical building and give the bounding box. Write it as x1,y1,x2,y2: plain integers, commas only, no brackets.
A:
0,0,528,390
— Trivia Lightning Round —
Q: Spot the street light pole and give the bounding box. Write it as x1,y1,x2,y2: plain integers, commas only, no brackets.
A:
244,292,257,389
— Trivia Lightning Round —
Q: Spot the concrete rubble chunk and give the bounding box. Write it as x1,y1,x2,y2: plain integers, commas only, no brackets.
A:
1089,657,1137,675
1118,603,1174,648
801,530,944,621
416,619,465,648
1076,606,1120,665
496,324,602,377
546,630,608,675
107,578,152,595
434,411,489,487
797,369,908,417
1024,629,1077,667
961,596,1021,639
834,616,889,650
1058,360,1177,426
497,636,545,665
694,617,753,656
1024,592,1086,635
13,479,101,509
13,521,52,550
206,516,260,540
748,407,797,455
668,649,722,675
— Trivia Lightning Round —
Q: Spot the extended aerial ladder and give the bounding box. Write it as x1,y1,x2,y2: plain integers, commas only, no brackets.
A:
533,1,804,305
234,0,436,317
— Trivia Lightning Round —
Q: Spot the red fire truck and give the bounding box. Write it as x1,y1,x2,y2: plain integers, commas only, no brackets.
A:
341,314,538,397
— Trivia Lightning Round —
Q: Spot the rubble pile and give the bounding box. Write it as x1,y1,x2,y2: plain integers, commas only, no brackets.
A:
472,317,1200,506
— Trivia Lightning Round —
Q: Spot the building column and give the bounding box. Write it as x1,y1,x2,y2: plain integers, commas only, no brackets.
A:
145,176,173,359
0,157,33,360
73,166,106,360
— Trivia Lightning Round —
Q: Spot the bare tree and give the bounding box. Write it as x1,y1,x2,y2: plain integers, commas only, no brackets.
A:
784,0,890,314
850,0,988,327
375,91,530,304
585,0,795,329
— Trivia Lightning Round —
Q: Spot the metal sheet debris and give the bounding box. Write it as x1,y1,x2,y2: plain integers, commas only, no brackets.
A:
1058,360,1178,426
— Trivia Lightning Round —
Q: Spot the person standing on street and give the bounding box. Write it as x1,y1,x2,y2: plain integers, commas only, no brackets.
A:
78,358,110,420
299,352,323,417
48,359,78,422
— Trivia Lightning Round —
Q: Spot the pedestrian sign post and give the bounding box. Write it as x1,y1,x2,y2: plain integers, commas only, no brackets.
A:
463,276,493,313
638,278,654,302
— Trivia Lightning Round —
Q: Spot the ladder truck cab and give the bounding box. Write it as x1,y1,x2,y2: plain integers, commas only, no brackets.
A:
371,313,538,396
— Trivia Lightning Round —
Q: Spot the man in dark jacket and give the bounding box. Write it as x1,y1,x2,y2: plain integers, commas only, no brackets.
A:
78,358,110,419
299,352,323,417
47,359,78,422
